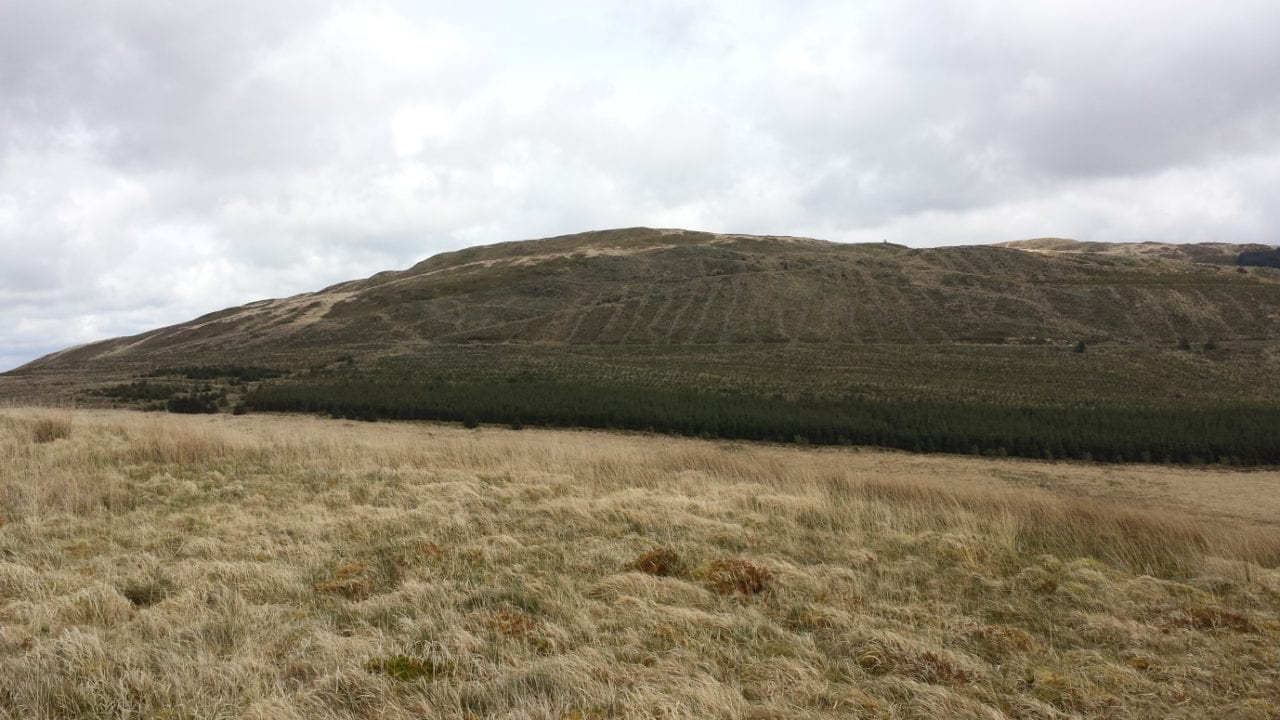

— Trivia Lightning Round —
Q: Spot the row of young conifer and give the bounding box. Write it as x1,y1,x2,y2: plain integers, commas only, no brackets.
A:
244,379,1280,465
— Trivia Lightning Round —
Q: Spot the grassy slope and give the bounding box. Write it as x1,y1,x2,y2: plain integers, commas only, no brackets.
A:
1,409,1277,719
14,229,1280,372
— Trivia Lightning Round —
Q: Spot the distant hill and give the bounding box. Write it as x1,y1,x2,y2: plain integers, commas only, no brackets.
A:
16,228,1280,372
7,228,1280,465
999,237,1280,268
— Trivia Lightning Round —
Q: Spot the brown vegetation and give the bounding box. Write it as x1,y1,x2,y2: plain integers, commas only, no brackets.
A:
0,408,1277,718
26,413,71,443
629,547,684,577
18,228,1280,375
700,559,774,596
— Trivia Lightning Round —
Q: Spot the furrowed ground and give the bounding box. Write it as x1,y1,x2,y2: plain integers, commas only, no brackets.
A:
1,409,1278,719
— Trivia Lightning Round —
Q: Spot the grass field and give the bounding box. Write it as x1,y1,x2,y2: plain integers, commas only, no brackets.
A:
1,409,1278,718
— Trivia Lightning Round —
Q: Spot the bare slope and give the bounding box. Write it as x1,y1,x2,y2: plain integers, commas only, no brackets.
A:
17,228,1280,372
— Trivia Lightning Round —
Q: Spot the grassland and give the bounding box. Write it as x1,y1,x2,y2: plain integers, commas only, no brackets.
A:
1,409,1277,718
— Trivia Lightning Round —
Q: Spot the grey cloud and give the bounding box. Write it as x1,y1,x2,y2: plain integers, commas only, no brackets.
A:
2,0,1279,370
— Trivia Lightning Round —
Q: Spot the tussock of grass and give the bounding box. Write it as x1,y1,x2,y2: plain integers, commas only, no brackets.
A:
699,559,774,596
28,413,72,444
629,547,684,577
0,408,1277,718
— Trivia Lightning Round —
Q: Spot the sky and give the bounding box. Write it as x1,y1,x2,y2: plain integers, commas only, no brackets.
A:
2,0,1279,371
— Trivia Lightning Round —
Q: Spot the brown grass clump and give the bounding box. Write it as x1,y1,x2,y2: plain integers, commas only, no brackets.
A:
1188,605,1257,633
29,413,72,443
1156,605,1259,633
315,562,378,600
411,540,446,561
960,624,1035,664
488,608,539,637
629,547,684,577
700,559,774,595
856,636,982,685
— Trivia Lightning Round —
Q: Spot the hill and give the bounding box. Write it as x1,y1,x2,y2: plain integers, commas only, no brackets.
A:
5,228,1280,464
17,228,1280,371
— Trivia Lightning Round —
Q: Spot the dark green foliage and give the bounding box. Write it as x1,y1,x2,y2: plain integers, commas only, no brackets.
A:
166,393,220,414
1238,249,1280,269
149,365,285,382
93,380,185,401
244,375,1280,466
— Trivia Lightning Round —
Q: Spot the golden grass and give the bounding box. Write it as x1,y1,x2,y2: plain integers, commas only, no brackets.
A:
0,408,1277,719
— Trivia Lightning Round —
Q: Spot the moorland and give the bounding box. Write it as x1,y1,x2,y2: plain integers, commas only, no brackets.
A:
1,408,1277,719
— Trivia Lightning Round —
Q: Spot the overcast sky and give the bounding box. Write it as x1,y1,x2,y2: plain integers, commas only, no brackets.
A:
2,0,1279,370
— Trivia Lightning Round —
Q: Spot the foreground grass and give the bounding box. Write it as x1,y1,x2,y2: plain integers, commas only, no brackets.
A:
1,410,1278,719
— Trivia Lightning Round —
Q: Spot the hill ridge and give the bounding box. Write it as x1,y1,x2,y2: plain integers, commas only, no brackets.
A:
11,227,1280,373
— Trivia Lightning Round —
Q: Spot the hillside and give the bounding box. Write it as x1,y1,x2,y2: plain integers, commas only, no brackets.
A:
5,228,1280,464
15,228,1280,373
999,238,1280,268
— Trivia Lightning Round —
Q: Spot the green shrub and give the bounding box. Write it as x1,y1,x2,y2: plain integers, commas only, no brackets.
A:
166,393,219,414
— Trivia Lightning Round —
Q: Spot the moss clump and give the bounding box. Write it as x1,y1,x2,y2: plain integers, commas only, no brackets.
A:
364,655,449,681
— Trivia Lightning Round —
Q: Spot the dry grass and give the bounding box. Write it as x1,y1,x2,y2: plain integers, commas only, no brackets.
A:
0,408,1277,719
22,412,72,444
629,548,684,577
699,559,774,596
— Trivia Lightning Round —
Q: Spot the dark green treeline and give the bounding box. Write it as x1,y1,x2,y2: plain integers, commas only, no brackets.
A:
244,379,1280,466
